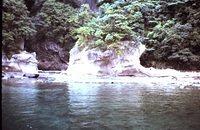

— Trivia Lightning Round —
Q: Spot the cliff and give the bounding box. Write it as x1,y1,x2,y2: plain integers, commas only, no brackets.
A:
2,0,200,74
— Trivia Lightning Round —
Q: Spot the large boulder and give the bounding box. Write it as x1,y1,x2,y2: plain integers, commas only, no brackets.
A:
67,41,148,76
2,51,39,78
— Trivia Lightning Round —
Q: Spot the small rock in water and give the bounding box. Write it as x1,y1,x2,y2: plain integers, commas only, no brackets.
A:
23,73,39,78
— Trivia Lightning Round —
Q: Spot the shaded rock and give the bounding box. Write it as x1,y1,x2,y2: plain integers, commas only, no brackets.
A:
118,68,150,77
23,73,39,78
25,40,73,70
23,0,98,71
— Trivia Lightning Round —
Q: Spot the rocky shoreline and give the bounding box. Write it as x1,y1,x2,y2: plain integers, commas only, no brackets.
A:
2,42,200,80
2,0,200,80
2,70,200,90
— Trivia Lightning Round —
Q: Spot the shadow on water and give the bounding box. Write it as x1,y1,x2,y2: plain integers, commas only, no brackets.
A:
2,79,200,130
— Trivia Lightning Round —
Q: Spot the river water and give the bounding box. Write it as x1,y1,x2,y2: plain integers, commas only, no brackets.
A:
2,78,200,130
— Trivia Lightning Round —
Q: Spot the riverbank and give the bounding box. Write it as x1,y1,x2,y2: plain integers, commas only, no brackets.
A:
2,69,200,90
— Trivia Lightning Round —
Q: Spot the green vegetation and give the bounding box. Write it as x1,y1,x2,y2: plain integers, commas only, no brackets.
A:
3,0,199,61
2,0,36,58
1,0,182,52
35,0,78,45
2,0,78,58
74,0,157,49
146,19,177,47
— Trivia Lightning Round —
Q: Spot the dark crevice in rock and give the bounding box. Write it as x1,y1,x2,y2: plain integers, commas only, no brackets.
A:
25,37,75,70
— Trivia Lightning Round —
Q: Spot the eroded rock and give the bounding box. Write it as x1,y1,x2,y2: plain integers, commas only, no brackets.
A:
26,41,72,70
2,51,39,79
67,41,148,76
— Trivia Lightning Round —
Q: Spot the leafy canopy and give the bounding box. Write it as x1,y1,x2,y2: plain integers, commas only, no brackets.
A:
35,0,78,44
2,0,36,57
74,0,156,50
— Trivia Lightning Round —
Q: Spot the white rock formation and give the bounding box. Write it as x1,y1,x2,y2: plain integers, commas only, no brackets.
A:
2,51,39,78
66,41,147,76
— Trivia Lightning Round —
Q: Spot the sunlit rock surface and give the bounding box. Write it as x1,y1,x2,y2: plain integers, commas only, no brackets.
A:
65,39,200,87
67,40,200,78
67,41,148,76
2,51,39,78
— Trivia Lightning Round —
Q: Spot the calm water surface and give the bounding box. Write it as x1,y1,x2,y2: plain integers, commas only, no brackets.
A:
2,78,200,130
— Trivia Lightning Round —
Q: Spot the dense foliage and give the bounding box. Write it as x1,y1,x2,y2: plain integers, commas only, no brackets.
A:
2,0,36,58
2,0,191,52
140,0,200,70
2,0,78,57
34,0,78,45
3,0,200,70
74,0,155,49
144,0,200,54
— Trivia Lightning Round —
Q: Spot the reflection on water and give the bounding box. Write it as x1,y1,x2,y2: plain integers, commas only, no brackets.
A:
2,79,200,130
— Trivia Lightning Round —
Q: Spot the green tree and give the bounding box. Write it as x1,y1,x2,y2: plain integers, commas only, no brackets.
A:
34,0,78,45
74,0,156,50
2,0,36,58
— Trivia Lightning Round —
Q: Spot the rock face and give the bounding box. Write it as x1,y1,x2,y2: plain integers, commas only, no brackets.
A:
140,0,200,71
2,51,39,78
23,0,97,71
25,40,74,70
67,41,148,76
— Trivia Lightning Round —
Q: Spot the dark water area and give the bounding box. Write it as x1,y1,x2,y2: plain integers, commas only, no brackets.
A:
2,79,200,130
